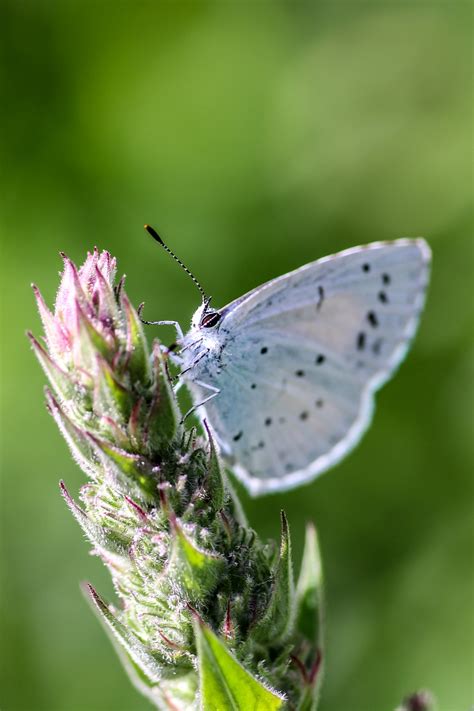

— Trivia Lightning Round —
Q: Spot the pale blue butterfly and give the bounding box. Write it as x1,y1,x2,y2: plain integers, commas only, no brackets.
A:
141,226,431,496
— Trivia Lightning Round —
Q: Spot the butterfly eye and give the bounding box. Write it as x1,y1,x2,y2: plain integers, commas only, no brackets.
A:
200,311,221,329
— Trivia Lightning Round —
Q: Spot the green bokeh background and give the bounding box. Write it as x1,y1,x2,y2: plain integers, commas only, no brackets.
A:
1,2,472,710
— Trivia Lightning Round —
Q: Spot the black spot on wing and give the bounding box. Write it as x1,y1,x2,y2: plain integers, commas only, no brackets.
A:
316,354,325,365
233,431,243,442
315,399,324,408
299,411,309,421
382,273,391,285
378,291,388,304
260,346,268,355
316,285,325,310
264,417,272,426
251,383,257,390
357,332,366,351
367,311,378,328
362,263,371,273
295,369,305,377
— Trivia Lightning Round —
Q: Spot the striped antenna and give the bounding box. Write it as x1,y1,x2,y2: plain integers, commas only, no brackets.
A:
144,224,209,305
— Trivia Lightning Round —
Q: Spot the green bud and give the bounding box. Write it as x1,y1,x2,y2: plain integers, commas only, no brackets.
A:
31,248,325,709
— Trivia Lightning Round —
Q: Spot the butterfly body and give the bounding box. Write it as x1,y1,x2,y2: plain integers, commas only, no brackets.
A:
178,238,431,496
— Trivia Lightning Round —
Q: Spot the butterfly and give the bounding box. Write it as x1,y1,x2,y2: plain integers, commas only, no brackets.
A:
142,226,431,496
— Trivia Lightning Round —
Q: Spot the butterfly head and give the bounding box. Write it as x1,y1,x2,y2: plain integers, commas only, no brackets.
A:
182,299,224,379
191,298,222,331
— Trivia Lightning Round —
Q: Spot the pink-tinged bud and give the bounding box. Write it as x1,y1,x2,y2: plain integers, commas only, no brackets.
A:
76,247,101,293
55,253,93,326
93,264,120,326
51,251,119,365
31,285,71,360
94,249,117,286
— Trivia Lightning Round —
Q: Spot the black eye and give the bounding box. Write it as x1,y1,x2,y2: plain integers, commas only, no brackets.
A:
200,311,221,328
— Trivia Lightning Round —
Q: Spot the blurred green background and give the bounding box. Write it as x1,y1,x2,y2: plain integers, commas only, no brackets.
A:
1,2,472,710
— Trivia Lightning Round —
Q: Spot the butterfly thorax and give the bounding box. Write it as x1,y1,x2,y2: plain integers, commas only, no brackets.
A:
180,308,227,383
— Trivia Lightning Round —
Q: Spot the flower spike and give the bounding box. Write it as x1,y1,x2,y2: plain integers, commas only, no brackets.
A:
31,247,324,709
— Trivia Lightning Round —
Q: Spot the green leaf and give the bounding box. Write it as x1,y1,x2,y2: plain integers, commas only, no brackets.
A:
169,517,225,604
194,615,285,711
294,523,324,711
296,523,323,647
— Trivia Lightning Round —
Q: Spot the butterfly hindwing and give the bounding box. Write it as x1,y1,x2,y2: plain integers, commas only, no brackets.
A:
185,239,431,495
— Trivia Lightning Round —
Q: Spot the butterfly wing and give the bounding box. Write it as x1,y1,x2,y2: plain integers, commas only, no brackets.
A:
190,239,431,496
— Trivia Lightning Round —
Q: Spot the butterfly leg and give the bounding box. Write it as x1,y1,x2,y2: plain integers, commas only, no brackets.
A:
178,349,210,379
138,303,185,341
180,380,220,424
170,348,210,389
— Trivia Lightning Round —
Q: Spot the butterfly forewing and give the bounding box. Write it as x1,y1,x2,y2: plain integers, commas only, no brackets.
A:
188,239,431,495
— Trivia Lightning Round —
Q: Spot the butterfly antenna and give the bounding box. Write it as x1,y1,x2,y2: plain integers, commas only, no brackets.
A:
144,224,209,305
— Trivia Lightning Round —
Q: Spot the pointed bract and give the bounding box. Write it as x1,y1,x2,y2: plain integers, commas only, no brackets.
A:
28,332,76,401
122,291,151,383
60,481,127,554
93,263,121,326
56,253,93,326
84,583,163,684
169,516,225,604
31,285,70,361
145,343,180,451
253,510,295,643
203,421,225,511
73,299,114,370
94,354,131,423
45,389,98,478
88,434,156,500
